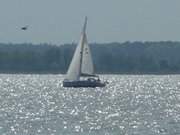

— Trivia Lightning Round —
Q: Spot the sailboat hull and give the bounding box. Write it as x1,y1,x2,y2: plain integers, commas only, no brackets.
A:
63,80,106,88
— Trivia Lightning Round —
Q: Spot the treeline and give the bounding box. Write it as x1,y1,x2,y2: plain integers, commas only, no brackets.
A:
0,41,180,74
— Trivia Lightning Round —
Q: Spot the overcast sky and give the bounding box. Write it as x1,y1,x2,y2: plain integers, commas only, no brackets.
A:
0,0,180,44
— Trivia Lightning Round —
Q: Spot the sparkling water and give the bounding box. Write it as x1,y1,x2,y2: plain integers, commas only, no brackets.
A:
0,74,180,135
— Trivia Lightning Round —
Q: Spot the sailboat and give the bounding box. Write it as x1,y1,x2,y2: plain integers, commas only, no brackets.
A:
63,17,106,87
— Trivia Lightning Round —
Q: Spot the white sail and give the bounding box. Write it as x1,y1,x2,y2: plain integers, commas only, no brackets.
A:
63,17,106,87
65,17,87,80
65,38,82,80
65,17,94,80
81,33,94,75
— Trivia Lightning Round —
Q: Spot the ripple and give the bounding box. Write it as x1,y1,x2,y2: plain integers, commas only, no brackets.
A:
0,74,180,134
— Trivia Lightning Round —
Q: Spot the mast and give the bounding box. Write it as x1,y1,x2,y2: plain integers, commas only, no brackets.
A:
79,17,87,76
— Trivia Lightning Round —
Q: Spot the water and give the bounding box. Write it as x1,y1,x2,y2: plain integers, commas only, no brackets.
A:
0,74,180,135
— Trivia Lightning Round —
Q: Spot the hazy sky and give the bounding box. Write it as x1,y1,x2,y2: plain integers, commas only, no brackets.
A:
0,0,180,44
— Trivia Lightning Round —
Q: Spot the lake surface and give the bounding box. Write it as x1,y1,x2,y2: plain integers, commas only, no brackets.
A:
0,74,180,135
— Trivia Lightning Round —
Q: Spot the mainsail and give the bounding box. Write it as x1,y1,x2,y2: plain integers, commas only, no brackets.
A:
81,33,94,75
66,17,94,80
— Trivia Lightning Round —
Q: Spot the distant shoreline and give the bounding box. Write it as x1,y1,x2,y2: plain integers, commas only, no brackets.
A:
1,41,180,74
1,71,180,75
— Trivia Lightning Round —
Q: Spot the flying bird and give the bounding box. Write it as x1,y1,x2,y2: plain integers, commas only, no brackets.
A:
21,26,28,30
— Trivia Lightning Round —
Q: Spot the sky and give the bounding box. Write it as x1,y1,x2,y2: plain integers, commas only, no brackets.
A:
0,0,180,44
